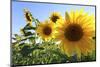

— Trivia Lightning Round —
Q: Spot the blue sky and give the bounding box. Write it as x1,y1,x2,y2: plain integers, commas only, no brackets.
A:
12,1,95,34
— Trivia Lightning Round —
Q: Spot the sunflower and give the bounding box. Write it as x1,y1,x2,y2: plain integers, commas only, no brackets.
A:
56,9,95,58
36,20,56,41
24,8,33,26
49,12,62,23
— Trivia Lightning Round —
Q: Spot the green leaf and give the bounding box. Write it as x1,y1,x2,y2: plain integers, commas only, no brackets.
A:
14,34,18,37
12,37,16,40
19,43,26,46
24,32,34,36
20,38,27,41
28,37,36,44
24,26,36,30
14,34,21,41
36,19,40,23
24,23,36,30
28,37,35,40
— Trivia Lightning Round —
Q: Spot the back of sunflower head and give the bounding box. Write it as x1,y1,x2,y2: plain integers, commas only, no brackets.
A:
23,8,33,26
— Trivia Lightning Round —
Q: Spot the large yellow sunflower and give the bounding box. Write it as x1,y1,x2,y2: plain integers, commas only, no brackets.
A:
49,12,62,23
36,20,56,41
24,8,33,26
56,9,95,58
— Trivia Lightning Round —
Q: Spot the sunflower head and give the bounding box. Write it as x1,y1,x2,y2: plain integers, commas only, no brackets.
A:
56,9,95,58
49,12,62,23
24,8,33,26
36,20,56,41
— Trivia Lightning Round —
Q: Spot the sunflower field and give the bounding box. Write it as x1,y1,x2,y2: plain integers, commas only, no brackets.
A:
12,8,96,66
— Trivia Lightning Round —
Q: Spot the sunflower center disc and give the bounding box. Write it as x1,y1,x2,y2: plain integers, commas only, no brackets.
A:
43,26,52,35
64,24,83,41
51,16,59,22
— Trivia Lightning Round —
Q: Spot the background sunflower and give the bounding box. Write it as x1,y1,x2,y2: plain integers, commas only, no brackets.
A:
36,20,56,41
24,8,33,26
49,12,62,23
